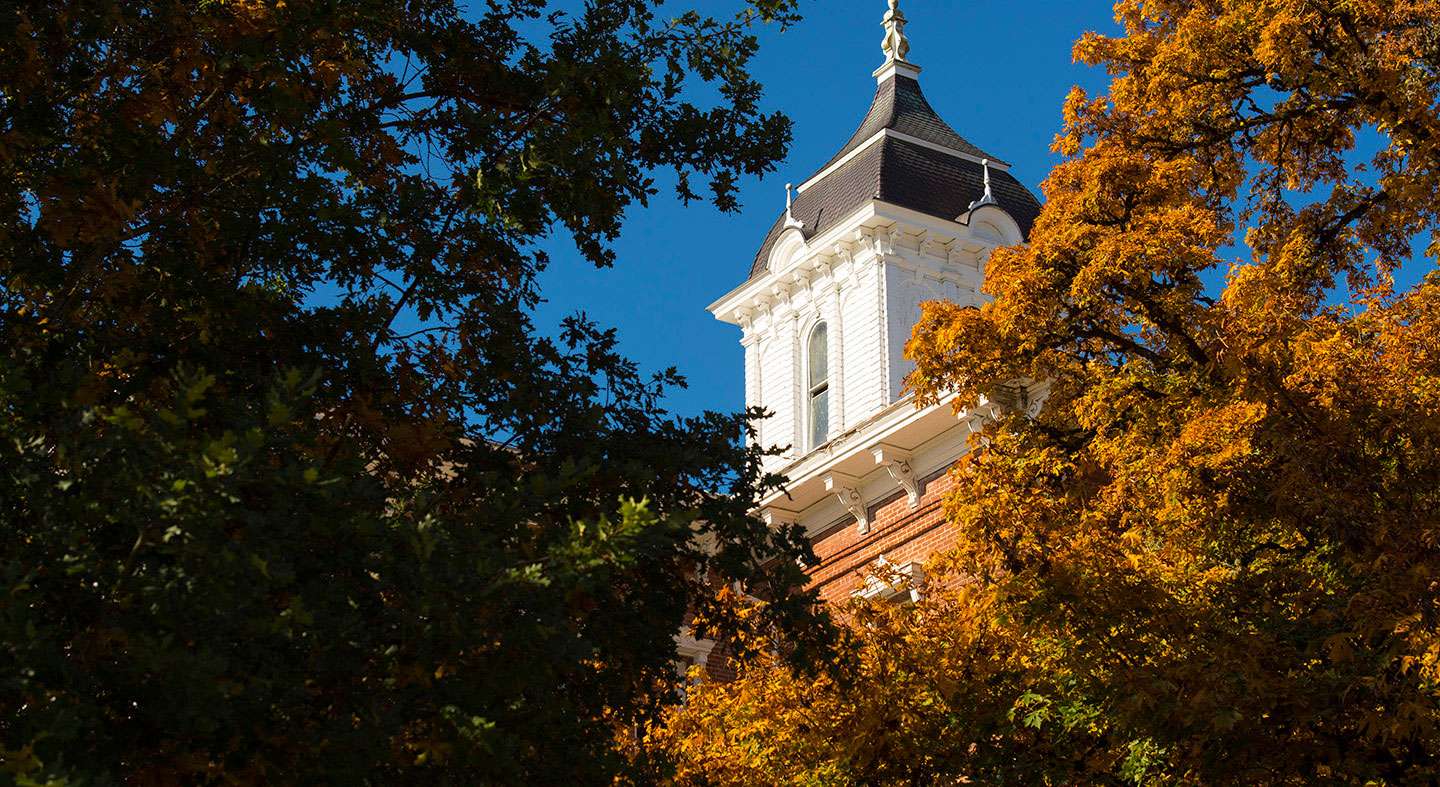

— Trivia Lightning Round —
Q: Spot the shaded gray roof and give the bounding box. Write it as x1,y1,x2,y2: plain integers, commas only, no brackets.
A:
747,74,1041,280
819,74,1005,171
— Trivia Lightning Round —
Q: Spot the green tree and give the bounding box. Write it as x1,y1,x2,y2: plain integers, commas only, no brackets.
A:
0,0,829,783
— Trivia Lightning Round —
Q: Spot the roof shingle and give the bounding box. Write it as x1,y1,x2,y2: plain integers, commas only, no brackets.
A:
816,74,1004,173
748,137,1041,279
746,74,1041,281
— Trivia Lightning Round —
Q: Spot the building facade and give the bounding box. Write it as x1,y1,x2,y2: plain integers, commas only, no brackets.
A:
708,0,1043,610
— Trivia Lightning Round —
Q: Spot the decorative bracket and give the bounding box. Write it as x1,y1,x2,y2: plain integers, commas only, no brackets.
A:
761,506,801,530
886,226,904,254
823,471,869,535
854,227,876,255
918,231,937,259
673,632,716,680
834,242,859,286
870,442,920,508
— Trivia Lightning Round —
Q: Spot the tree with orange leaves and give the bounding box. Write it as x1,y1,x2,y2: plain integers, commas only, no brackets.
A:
655,1,1440,784
910,0,1440,780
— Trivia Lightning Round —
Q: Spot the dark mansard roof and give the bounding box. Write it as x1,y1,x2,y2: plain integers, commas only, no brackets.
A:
748,73,1042,280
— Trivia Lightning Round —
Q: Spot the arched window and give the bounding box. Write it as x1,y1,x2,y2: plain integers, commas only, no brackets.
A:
807,322,829,450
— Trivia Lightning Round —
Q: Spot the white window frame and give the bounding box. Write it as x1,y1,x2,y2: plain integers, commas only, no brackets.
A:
807,321,829,452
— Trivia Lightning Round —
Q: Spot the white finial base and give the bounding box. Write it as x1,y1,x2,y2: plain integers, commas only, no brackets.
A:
873,60,922,83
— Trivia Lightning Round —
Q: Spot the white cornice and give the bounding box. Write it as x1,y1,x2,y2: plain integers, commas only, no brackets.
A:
759,391,998,519
870,200,1003,248
709,197,1010,326
707,202,879,323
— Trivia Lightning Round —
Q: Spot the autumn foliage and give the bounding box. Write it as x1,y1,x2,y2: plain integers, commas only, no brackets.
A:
656,1,1440,784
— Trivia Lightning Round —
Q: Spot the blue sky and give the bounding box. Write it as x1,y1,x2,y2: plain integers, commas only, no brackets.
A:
530,0,1125,420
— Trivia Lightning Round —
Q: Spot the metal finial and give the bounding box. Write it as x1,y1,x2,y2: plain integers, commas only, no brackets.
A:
968,159,999,211
784,182,804,230
880,0,910,63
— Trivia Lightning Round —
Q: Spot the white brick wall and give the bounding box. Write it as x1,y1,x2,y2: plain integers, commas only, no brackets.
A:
732,214,998,478
840,257,885,425
756,319,796,466
886,265,940,402
749,253,897,477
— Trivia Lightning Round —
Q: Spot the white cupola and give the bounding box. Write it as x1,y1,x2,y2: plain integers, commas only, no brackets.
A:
707,0,1042,536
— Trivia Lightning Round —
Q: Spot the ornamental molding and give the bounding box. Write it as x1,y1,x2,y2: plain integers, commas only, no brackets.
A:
761,506,801,530
918,231,939,260
673,632,716,668
708,201,1004,328
870,442,919,507
823,471,870,535
855,554,926,604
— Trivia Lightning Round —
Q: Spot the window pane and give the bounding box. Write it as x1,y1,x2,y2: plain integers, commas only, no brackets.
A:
808,323,828,387
810,388,829,449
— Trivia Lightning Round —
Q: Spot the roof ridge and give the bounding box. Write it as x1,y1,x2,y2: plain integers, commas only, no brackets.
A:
802,75,1003,192
896,77,1007,167
818,78,896,174
872,137,887,199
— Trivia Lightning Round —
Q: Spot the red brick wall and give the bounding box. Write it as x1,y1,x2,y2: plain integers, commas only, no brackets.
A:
804,466,958,606
701,639,737,684
690,464,966,685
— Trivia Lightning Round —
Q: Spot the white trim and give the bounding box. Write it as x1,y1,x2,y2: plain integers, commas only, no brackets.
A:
767,226,807,274
708,201,1013,330
795,128,1010,197
872,59,922,83
962,202,1024,246
822,471,869,535
883,128,1010,171
795,133,885,195
674,633,716,667
804,319,829,454
871,200,1009,247
709,198,1008,327
855,557,925,603
708,204,881,322
757,391,998,517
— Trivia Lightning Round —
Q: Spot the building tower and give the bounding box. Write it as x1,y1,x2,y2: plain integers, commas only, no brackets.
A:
707,0,1043,606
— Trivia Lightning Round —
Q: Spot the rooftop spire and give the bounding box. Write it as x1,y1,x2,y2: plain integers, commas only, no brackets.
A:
969,159,999,210
784,183,804,230
880,0,910,63
873,0,921,83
